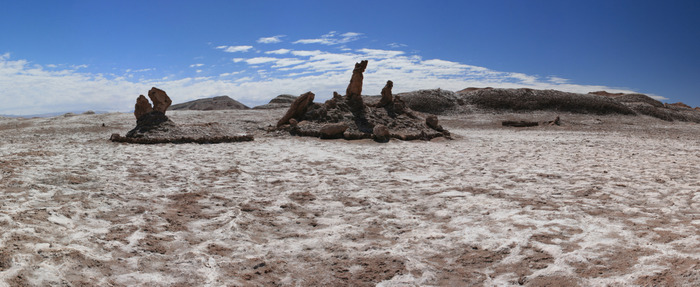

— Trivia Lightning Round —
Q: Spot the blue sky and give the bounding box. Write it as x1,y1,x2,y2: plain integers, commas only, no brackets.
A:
2,0,699,115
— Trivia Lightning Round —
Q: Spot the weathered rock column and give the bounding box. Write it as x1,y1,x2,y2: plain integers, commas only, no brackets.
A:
346,60,368,111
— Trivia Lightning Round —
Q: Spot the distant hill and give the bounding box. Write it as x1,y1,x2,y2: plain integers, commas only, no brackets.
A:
169,96,249,111
252,94,298,109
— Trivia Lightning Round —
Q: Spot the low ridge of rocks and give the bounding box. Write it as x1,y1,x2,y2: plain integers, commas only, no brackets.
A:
393,87,700,123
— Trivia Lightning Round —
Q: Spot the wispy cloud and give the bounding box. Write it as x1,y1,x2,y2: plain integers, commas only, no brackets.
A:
189,63,204,68
265,49,291,55
257,35,285,44
216,45,254,53
293,31,363,45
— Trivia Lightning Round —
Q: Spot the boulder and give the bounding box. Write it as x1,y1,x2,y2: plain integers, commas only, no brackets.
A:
373,124,390,142
425,115,443,131
376,80,393,107
319,123,349,139
148,87,172,113
134,95,153,119
277,92,315,127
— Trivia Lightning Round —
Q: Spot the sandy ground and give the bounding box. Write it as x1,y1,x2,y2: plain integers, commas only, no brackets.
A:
1,110,699,286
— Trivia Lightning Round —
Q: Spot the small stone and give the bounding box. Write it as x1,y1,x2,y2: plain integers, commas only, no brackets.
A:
373,124,390,142
319,123,349,139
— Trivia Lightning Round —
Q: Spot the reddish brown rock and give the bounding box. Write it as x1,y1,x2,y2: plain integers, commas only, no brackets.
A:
376,80,393,108
666,102,692,109
319,123,349,139
373,124,390,142
148,87,172,113
134,95,153,119
277,91,315,127
346,60,368,110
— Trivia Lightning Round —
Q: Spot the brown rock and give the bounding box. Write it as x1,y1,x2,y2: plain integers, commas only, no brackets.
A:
373,124,390,142
148,87,172,113
377,80,393,107
346,60,368,110
425,115,443,131
277,91,315,127
134,95,153,119
319,123,349,139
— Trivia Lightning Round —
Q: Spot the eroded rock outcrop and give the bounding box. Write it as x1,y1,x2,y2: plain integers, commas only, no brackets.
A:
276,60,449,142
111,87,253,144
376,80,393,108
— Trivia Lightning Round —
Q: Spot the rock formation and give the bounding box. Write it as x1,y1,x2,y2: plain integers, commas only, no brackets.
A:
111,87,253,144
346,60,368,111
277,92,315,127
376,80,393,108
134,95,153,119
148,87,172,113
275,60,449,142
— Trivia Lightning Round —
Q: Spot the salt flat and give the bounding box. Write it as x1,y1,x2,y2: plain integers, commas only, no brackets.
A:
1,110,699,286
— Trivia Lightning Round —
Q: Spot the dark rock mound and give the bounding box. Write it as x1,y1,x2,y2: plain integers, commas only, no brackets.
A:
253,94,298,109
396,89,459,115
276,61,449,142
459,88,636,115
169,96,249,111
111,88,254,144
614,93,664,108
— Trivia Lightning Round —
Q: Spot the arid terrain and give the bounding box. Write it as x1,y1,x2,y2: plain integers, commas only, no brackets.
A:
1,109,699,286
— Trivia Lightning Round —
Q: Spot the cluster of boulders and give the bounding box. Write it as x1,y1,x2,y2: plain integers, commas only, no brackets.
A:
275,60,449,142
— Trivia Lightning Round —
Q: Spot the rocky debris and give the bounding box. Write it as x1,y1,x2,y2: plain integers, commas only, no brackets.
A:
276,60,449,142
547,116,561,126
376,80,393,107
253,94,298,110
134,95,154,119
148,87,172,113
319,123,349,139
277,92,315,127
169,96,249,111
83,110,95,115
111,88,253,144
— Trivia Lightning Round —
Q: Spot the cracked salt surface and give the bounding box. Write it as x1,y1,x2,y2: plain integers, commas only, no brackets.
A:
1,110,699,286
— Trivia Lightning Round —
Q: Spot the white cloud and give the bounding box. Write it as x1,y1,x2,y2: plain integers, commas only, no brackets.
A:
257,35,284,44
0,44,653,115
388,43,407,48
293,31,363,45
266,49,291,55
190,63,204,68
243,57,279,65
217,45,254,53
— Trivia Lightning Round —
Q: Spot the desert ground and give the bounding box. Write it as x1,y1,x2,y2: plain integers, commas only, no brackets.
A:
1,109,699,286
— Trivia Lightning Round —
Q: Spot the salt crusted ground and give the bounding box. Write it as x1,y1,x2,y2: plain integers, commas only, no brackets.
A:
1,110,699,286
